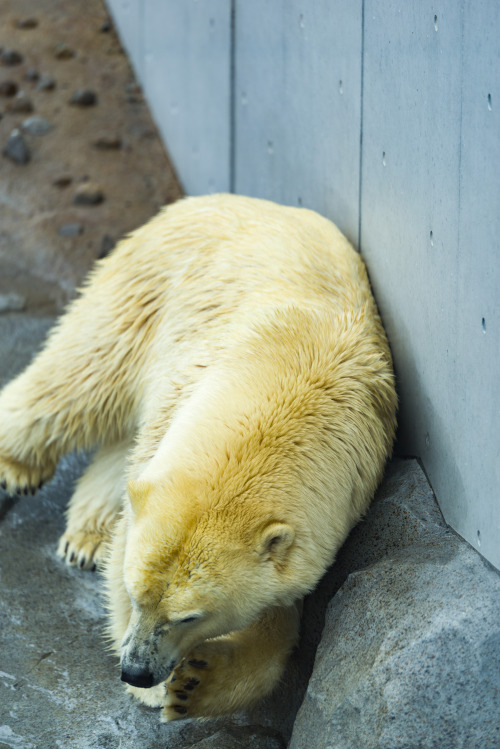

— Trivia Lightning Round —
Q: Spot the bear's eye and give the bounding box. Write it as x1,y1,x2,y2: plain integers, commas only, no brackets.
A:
169,612,205,626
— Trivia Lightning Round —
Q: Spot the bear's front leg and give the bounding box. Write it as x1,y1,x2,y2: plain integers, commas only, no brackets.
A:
0,375,57,494
0,370,60,495
0,280,143,496
161,603,300,721
57,440,130,570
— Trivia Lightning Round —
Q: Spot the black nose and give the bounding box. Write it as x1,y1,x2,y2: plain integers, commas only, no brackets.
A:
120,664,155,688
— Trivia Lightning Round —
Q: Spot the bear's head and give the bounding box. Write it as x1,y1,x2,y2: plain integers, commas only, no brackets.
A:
119,474,300,689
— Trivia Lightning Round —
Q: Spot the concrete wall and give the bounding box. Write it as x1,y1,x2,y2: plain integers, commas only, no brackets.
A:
106,0,499,571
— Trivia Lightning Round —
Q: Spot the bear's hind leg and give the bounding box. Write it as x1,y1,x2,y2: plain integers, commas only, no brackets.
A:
161,603,301,721
57,440,130,570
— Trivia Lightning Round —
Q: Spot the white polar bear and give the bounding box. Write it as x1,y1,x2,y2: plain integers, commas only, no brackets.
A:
0,194,397,720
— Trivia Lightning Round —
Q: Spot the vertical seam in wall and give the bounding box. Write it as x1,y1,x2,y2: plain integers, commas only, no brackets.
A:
457,0,465,255
357,0,365,253
229,0,236,193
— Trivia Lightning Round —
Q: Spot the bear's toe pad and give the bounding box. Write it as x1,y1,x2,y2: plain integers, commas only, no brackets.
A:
161,653,221,721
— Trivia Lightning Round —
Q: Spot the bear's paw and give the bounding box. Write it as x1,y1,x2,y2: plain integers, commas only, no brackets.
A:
0,453,54,497
57,527,110,571
160,637,264,721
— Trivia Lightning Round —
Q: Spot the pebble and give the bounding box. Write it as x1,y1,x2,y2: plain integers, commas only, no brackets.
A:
6,93,34,114
53,175,72,188
0,292,27,312
21,116,53,136
69,89,97,107
93,133,122,150
98,234,116,258
1,49,24,66
0,80,18,97
25,68,40,83
59,223,84,237
36,75,56,92
74,183,105,206
15,18,39,29
3,128,31,164
54,42,76,60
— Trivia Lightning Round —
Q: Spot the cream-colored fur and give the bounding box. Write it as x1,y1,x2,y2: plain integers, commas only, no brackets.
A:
0,194,397,720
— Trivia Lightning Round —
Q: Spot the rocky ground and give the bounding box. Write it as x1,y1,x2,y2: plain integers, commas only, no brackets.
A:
0,0,182,314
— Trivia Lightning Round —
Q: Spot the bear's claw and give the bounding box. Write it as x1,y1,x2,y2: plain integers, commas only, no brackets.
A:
57,528,109,571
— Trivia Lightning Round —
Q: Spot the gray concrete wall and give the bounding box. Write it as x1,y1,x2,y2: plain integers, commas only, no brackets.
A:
105,0,499,571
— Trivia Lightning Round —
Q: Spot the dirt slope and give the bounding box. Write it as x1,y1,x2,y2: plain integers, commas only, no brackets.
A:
0,0,182,313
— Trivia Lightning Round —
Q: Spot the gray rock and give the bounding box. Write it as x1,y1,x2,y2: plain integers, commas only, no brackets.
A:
54,42,76,60
25,67,40,83
15,17,39,29
289,459,500,749
70,89,97,107
59,222,84,237
53,174,73,188
5,92,34,114
74,183,105,206
1,49,24,65
0,80,18,97
0,292,26,312
93,133,122,149
3,128,31,165
36,74,56,91
22,115,53,136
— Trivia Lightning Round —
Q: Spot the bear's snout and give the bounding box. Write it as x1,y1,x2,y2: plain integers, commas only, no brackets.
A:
121,662,155,689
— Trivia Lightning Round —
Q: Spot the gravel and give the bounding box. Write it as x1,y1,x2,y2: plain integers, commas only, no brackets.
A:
3,128,31,164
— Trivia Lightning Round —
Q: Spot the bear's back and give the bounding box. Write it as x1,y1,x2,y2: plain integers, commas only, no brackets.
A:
101,193,373,327
86,195,387,434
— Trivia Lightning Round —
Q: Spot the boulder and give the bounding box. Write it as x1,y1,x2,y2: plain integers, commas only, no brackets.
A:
289,460,500,749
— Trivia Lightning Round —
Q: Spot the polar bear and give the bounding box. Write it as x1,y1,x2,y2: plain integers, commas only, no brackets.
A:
0,194,396,720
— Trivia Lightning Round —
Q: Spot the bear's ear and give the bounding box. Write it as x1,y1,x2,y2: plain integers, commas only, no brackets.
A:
127,479,152,514
256,522,295,563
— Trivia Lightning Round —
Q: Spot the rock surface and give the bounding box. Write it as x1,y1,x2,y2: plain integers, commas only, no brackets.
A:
289,460,500,749
0,291,26,312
